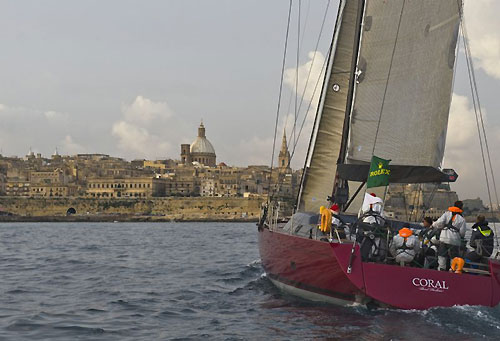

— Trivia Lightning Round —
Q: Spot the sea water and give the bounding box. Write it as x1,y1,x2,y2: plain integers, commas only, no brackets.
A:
0,222,498,340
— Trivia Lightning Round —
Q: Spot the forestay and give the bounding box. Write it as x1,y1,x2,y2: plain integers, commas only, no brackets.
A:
347,0,461,167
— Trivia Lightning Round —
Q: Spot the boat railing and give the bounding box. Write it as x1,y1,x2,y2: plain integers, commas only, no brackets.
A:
267,201,281,231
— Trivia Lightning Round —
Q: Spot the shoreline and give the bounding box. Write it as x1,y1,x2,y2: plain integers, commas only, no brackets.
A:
0,215,259,223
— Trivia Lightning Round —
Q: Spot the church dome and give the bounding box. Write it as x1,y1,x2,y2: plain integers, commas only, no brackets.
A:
190,137,216,154
190,122,216,155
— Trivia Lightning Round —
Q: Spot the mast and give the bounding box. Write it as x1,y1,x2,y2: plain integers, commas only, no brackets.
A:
296,0,365,213
331,0,366,209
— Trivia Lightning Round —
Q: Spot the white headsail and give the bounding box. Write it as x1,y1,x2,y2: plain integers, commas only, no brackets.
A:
298,0,363,212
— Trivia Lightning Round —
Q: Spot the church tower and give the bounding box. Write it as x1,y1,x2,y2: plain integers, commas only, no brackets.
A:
278,129,291,171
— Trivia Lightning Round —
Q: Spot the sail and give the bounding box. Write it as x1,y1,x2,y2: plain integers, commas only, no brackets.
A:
298,0,363,212
347,0,461,167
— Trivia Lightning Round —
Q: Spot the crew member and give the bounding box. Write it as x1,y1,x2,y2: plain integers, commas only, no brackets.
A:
330,204,346,240
330,204,340,226
417,217,439,268
359,192,385,225
432,201,467,271
390,224,420,266
466,215,494,263
357,193,388,261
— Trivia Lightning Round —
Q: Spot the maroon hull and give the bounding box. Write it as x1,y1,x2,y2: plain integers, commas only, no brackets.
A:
258,227,500,309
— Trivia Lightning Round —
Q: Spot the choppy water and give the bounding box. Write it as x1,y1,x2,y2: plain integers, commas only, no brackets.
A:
0,222,499,340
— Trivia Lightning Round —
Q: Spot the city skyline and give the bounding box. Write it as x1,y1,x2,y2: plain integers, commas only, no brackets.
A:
0,0,499,202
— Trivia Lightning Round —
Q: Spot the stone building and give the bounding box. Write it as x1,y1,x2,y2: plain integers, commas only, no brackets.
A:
164,177,196,196
29,184,77,198
5,181,30,197
0,173,6,195
201,178,216,197
463,198,486,214
86,177,165,198
385,184,459,220
29,169,66,185
181,122,216,166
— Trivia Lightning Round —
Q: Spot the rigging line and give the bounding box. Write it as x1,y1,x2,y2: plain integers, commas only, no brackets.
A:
419,183,438,222
402,184,409,222
370,0,406,157
409,184,419,222
275,37,333,197
283,0,312,149
285,0,332,157
268,0,293,202
295,0,332,122
295,0,343,210
461,17,500,210
293,0,302,148
461,24,500,249
416,184,423,222
289,40,332,160
299,0,311,49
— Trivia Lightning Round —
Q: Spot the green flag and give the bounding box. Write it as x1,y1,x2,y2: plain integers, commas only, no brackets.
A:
366,155,391,188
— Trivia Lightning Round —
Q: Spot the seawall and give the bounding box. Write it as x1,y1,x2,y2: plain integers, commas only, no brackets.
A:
0,197,266,222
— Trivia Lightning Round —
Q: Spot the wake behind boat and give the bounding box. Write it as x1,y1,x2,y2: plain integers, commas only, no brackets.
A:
258,0,500,310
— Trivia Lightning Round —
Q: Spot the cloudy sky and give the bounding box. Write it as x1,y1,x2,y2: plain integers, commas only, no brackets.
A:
0,0,499,202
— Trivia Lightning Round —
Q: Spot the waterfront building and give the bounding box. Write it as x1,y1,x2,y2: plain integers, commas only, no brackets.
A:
29,168,66,185
5,180,30,197
29,184,77,198
385,184,459,221
86,177,165,198
0,173,6,195
201,178,216,197
463,198,486,213
164,177,197,197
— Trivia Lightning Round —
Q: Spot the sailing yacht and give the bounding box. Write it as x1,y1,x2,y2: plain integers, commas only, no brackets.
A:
258,0,500,310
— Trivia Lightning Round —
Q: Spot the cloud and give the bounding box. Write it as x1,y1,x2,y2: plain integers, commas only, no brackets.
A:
464,0,500,79
111,95,183,160
284,50,326,107
281,51,326,168
444,93,500,203
121,95,173,126
61,135,85,155
0,103,84,157
225,136,273,166
44,110,68,121
111,120,171,158
445,94,477,150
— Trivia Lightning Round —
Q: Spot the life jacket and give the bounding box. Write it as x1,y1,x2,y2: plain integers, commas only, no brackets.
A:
399,238,413,251
477,225,492,237
451,257,465,274
395,228,416,255
443,206,463,233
